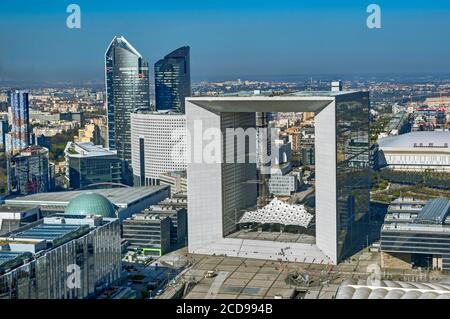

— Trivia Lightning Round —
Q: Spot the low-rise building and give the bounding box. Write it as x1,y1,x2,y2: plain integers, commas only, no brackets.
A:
4,186,170,221
0,205,40,235
156,193,188,210
123,213,171,257
64,141,122,189
159,170,187,194
380,197,450,271
0,212,121,299
268,169,302,196
378,131,450,171
123,205,188,256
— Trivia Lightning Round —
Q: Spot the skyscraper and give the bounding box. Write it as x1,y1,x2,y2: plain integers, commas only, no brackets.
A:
105,36,150,184
8,90,30,155
154,46,191,113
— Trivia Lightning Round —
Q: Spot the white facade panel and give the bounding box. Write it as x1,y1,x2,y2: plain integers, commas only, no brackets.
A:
315,100,338,263
130,112,187,185
186,102,224,251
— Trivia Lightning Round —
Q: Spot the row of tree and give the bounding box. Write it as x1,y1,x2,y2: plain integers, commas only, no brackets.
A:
379,169,450,189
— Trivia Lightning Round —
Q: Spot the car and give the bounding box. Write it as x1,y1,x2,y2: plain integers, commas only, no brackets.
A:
204,270,217,278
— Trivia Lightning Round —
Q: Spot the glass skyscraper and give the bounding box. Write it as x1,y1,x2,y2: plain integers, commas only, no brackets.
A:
154,46,191,113
8,90,30,155
105,36,150,184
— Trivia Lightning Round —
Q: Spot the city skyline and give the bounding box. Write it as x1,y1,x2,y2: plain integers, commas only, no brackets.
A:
1,0,450,85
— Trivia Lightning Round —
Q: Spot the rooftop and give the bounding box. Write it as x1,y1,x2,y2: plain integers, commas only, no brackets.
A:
416,199,450,224
378,131,450,150
106,36,142,58
64,141,117,158
133,109,184,116
391,197,427,205
5,186,169,209
126,213,170,222
215,90,357,98
0,251,27,266
382,223,450,233
0,205,37,213
12,223,86,243
0,251,31,271
187,91,367,113
160,170,187,178
12,145,48,157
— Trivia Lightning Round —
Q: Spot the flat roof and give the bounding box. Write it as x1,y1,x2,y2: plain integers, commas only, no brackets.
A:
0,205,37,213
65,142,117,158
0,251,26,267
378,131,450,150
133,109,184,116
5,186,169,208
186,91,366,114
13,224,82,242
383,223,450,233
160,170,187,178
215,90,357,98
416,199,450,224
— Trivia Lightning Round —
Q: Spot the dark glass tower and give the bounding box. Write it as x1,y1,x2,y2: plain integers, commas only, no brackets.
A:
154,46,191,113
105,36,150,184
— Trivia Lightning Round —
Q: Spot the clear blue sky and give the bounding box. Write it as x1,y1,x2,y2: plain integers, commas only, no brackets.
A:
1,0,450,84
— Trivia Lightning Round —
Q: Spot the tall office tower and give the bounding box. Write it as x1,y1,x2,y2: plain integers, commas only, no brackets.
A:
154,46,191,113
0,210,121,299
8,90,30,155
130,110,186,186
105,36,150,185
7,145,51,195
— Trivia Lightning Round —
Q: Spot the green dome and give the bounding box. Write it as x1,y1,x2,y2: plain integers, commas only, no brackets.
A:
65,192,116,218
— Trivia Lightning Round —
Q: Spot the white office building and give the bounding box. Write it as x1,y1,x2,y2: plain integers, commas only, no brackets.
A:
186,91,370,264
268,169,302,196
131,110,187,186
